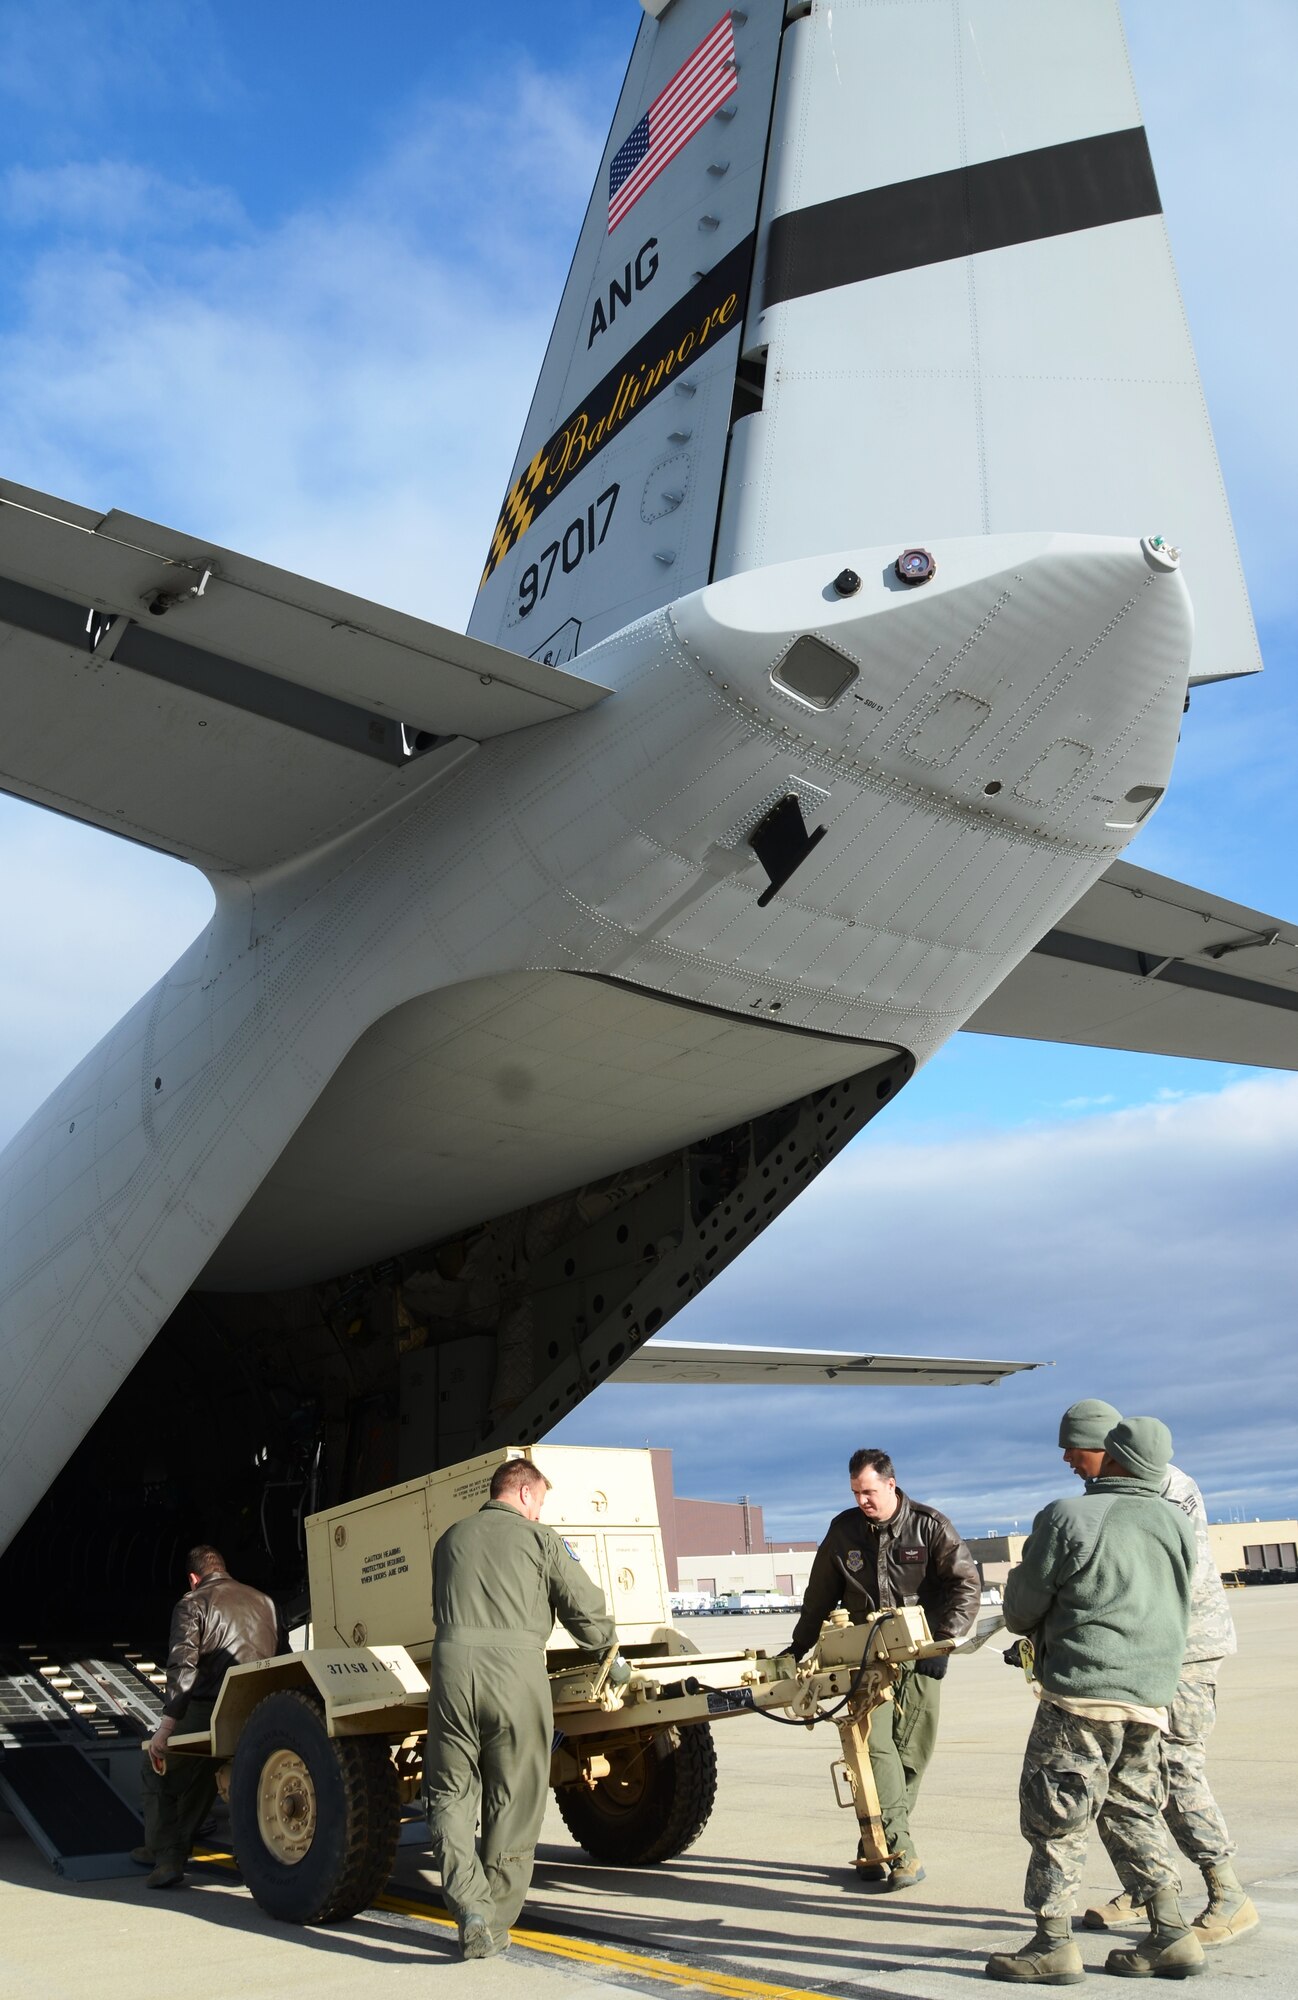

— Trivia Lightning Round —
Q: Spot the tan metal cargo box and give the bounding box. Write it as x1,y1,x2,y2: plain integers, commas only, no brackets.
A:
305,1444,670,1658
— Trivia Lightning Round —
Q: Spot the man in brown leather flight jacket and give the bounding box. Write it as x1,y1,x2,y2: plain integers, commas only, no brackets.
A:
788,1448,980,1891
138,1544,280,1888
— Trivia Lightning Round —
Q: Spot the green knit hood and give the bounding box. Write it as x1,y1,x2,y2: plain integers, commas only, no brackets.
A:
1058,1399,1121,1449
1103,1416,1173,1489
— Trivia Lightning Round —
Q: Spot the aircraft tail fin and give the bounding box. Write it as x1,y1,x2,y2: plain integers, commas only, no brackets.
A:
467,3,784,665
712,0,1258,687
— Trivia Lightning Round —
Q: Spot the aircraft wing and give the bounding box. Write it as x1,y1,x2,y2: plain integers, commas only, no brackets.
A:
611,1341,1037,1388
964,861,1298,1070
0,480,610,875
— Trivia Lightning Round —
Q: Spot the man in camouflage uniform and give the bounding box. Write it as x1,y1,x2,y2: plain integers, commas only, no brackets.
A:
986,1418,1203,1984
1058,1399,1259,1949
425,1456,618,1959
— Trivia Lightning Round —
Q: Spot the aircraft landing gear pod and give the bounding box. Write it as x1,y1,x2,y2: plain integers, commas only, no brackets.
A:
166,1446,949,1923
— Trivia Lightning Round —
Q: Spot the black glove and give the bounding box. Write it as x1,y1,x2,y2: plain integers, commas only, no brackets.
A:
1003,1639,1029,1670
915,1653,949,1680
607,1654,632,1687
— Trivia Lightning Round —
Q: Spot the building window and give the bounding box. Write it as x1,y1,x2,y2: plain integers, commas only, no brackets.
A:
698,1576,716,1595
776,1573,794,1595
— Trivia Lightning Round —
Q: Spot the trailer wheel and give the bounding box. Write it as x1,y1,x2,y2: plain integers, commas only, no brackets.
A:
555,1722,717,1865
229,1688,399,1923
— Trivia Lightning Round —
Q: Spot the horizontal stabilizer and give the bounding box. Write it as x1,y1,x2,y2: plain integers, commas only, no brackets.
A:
966,861,1298,1069
0,481,608,874
611,1340,1037,1388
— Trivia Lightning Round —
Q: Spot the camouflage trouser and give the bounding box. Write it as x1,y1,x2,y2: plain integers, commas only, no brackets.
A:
1019,1700,1181,1917
1164,1660,1233,1868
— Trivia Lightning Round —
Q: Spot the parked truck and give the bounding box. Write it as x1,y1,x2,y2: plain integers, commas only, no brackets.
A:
167,1444,950,1924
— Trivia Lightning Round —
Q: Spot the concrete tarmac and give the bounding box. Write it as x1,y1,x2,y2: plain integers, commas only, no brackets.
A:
2,1590,1293,1999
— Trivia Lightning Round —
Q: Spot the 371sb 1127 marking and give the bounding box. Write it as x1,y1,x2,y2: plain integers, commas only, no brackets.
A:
518,484,619,618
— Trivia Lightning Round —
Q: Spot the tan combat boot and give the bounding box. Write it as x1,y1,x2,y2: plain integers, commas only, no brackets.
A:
886,1853,926,1891
985,1914,1085,1985
1080,1889,1143,1931
1104,1887,1206,1980
461,1916,502,1960
1192,1861,1259,1947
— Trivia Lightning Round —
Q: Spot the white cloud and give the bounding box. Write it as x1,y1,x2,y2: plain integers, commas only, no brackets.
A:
0,0,236,119
555,1076,1298,1534
1,160,245,236
0,54,611,628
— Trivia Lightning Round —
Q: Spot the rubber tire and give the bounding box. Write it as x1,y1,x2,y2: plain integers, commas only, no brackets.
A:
229,1688,399,1924
555,1722,717,1865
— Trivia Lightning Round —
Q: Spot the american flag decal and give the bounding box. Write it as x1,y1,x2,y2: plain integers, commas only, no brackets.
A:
608,13,738,232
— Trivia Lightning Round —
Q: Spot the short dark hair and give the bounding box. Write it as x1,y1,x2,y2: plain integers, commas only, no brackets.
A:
848,1449,895,1482
187,1544,226,1576
490,1457,550,1500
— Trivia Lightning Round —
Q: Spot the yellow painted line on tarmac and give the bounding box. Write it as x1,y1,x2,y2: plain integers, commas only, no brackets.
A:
194,1854,829,2000
504,1925,835,2000
375,1886,836,2000
370,1888,456,1934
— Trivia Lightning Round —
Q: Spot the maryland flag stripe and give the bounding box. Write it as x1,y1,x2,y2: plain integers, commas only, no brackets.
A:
481,448,549,588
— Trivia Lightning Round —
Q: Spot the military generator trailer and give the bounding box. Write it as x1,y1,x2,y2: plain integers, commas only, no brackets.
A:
168,1445,950,1924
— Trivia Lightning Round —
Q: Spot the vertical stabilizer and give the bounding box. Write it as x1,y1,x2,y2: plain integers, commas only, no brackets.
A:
714,0,1259,686
468,3,782,666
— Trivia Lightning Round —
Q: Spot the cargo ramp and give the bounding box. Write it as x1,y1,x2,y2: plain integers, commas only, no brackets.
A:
0,1642,165,1879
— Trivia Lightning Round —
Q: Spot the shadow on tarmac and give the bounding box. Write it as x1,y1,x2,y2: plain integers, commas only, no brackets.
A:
534,1842,1019,1917
0,1828,1168,1995
0,1832,450,1972
527,1846,1015,1981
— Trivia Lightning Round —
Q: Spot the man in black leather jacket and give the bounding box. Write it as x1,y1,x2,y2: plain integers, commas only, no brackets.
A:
788,1448,979,1890
139,1545,280,1889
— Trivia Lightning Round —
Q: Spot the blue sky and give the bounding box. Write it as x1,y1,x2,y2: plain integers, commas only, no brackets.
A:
1,2,1295,1541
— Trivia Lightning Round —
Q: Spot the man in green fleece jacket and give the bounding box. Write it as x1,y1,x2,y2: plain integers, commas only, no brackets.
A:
1058,1399,1258,1950
985,1418,1203,1985
425,1456,617,1959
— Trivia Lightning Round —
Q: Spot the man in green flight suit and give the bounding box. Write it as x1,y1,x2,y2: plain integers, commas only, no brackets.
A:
425,1455,618,1959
